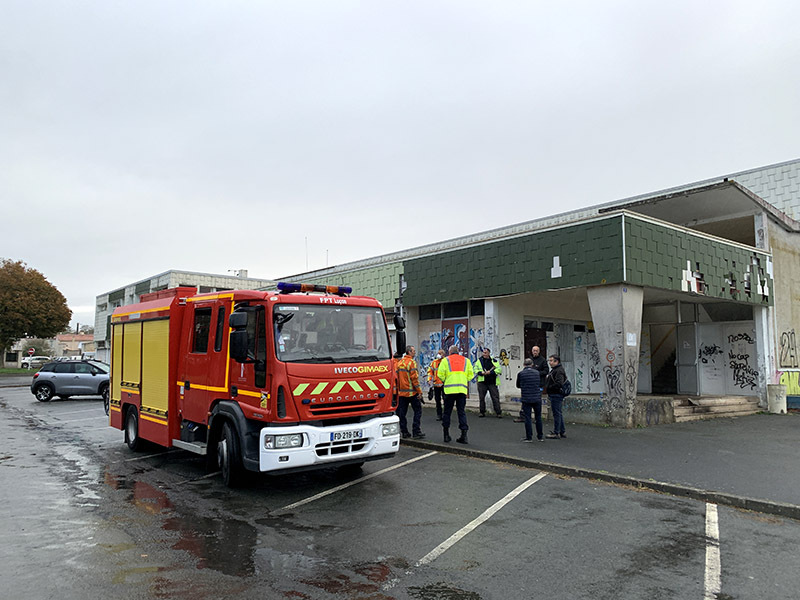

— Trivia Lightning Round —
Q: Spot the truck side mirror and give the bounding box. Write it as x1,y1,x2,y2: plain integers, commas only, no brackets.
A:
230,330,249,362
229,312,248,329
229,311,250,362
393,315,405,330
395,331,407,357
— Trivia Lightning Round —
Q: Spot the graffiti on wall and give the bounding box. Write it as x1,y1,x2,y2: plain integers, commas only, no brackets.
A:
726,328,758,390
779,371,800,396
698,343,723,364
779,330,798,368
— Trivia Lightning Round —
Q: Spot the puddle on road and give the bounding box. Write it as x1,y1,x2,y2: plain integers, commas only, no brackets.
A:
164,514,258,577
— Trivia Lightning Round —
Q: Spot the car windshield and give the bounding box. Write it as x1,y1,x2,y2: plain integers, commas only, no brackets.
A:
87,361,110,373
274,304,391,363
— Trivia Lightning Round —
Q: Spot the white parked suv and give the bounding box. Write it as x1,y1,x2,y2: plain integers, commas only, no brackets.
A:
21,355,51,368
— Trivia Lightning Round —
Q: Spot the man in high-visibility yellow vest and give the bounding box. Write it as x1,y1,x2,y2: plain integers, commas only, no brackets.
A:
437,344,474,444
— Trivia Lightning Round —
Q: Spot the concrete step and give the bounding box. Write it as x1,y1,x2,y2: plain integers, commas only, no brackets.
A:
672,396,760,422
675,409,761,422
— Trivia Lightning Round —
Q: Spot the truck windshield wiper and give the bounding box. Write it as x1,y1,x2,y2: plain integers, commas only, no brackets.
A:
292,356,336,363
352,355,382,362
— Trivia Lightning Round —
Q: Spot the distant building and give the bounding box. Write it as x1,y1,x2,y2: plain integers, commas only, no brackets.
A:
93,269,274,362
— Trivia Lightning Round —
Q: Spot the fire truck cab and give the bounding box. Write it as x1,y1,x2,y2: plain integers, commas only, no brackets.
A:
109,283,402,486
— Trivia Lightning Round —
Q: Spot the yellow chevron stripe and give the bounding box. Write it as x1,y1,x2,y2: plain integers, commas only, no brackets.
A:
330,381,346,393
312,382,328,395
379,378,390,389
348,380,363,392
293,383,310,396
364,379,379,391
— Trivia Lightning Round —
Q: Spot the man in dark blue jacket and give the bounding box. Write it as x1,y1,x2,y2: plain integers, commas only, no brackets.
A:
516,358,543,442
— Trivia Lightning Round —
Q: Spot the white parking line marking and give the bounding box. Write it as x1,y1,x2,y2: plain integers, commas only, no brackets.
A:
51,416,108,424
416,472,547,567
704,503,721,600
119,449,180,463
278,451,438,512
43,408,102,416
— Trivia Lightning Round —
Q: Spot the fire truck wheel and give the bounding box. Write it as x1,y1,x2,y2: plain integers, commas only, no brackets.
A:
125,408,143,451
218,421,244,488
34,384,54,402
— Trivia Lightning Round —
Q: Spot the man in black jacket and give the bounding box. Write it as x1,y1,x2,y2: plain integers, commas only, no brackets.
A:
544,355,567,439
516,359,543,441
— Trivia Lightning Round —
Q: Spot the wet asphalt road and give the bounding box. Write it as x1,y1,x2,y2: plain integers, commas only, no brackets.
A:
1,384,798,600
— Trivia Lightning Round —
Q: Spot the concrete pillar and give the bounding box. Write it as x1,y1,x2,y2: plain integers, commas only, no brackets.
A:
754,304,775,408
484,299,497,356
587,284,644,427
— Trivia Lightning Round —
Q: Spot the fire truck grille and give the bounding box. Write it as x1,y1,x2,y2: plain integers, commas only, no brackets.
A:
308,399,377,417
315,438,370,457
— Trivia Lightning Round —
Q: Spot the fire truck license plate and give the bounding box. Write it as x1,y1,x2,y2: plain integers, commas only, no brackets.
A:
331,429,363,442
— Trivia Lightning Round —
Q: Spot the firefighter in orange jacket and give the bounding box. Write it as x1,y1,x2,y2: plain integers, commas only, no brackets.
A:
427,348,446,421
395,346,425,439
437,344,474,444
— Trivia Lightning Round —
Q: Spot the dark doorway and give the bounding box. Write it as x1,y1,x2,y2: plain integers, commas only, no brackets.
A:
524,326,547,361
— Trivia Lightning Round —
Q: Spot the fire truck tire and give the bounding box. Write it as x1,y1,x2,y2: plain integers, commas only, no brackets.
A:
125,408,143,452
218,421,245,488
34,384,54,402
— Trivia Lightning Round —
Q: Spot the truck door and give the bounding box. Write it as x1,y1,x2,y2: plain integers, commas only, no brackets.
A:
180,303,214,423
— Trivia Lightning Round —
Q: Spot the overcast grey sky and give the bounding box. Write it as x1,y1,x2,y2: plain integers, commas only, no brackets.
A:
2,1,799,329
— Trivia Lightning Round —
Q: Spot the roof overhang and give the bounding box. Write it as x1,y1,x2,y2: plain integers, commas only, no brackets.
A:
599,180,800,233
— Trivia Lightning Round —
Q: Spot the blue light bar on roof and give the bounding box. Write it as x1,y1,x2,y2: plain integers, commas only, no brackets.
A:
277,282,352,296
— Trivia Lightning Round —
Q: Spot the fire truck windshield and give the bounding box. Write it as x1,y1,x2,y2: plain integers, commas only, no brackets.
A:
273,304,391,364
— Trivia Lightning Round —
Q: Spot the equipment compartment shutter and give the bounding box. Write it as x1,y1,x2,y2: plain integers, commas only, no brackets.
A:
122,322,142,388
111,324,123,402
141,320,170,415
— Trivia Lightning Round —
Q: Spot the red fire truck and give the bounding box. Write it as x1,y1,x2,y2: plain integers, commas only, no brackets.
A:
109,282,403,486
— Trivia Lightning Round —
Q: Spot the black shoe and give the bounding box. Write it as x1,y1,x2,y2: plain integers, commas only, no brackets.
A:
435,417,442,421
545,433,560,439
495,414,502,418
443,429,451,443
401,432,412,439
478,413,486,418
521,438,533,443
513,417,524,423
537,438,545,442
412,432,426,439
560,433,567,439
456,432,468,444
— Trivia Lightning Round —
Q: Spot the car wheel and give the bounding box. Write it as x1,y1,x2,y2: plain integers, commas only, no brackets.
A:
100,384,110,415
124,408,142,451
217,421,245,488
35,384,54,402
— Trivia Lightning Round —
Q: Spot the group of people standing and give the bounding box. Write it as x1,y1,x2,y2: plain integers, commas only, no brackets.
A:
394,343,569,445
515,346,568,442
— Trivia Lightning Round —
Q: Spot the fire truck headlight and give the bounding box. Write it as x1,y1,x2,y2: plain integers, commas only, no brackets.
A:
381,423,400,437
264,434,304,450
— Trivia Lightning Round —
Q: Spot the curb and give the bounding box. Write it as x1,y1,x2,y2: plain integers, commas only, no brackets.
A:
402,438,800,521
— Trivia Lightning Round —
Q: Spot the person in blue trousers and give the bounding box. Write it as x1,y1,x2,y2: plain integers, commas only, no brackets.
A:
516,358,543,442
544,355,567,439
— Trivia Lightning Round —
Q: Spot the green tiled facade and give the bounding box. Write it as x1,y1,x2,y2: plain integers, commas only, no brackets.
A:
307,263,404,309
403,217,625,305
624,216,772,305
